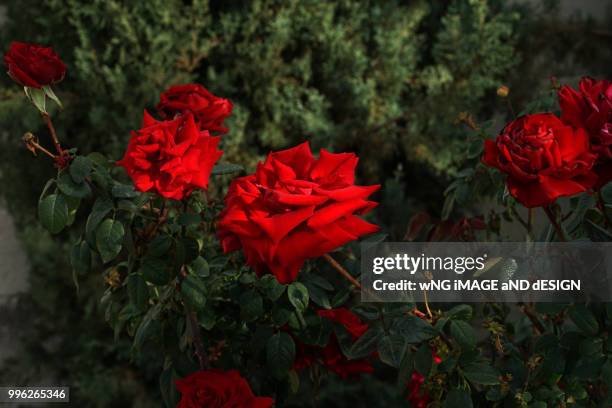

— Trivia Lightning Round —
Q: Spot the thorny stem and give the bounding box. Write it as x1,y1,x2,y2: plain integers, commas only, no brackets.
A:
180,266,208,369
520,303,544,335
323,253,361,289
543,206,568,242
41,112,64,157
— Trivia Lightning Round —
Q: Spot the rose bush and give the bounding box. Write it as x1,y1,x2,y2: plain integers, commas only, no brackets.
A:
7,41,612,408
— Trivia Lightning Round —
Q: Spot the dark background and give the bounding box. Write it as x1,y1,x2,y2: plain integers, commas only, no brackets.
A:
1,1,611,406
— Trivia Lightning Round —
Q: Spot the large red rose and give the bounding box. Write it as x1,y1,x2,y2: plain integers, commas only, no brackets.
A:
559,77,612,160
482,113,597,208
157,84,233,134
175,370,274,408
117,111,222,200
217,142,379,283
294,308,374,378
4,41,66,88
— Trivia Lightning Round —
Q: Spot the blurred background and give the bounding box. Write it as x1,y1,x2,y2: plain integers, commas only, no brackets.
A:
1,0,611,406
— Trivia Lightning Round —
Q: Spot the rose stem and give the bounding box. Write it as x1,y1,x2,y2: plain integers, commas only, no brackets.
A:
180,267,208,369
27,138,57,159
323,253,361,289
41,112,64,156
543,206,568,242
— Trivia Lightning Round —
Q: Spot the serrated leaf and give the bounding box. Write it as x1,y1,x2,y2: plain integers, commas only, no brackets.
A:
111,183,140,198
133,303,161,349
181,274,207,311
240,290,264,321
86,197,113,243
266,332,295,379
391,315,438,343
69,156,92,183
378,334,407,368
569,304,599,336
148,234,173,257
57,172,91,198
257,275,286,301
462,362,500,385
38,193,68,234
189,256,210,278
96,219,125,263
447,304,473,321
349,326,383,359
288,282,309,312
450,320,476,349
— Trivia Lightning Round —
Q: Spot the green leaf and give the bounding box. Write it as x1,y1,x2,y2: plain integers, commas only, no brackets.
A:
148,234,173,256
569,305,599,336
175,237,199,266
444,388,473,408
287,282,309,313
127,274,149,310
38,193,68,234
70,240,91,275
133,304,161,349
140,257,170,285
256,275,286,301
601,182,612,203
189,256,210,278
111,183,140,198
86,197,113,242
266,332,296,379
391,315,438,343
181,274,207,311
24,86,46,113
377,334,407,368
447,304,473,321
349,326,383,359
450,320,476,349
462,362,500,385
42,85,62,109
240,290,264,321
57,172,91,198
69,156,92,183
95,219,125,263
211,162,244,175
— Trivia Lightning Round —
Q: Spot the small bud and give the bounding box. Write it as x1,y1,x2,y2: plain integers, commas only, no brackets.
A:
22,132,38,156
497,85,510,98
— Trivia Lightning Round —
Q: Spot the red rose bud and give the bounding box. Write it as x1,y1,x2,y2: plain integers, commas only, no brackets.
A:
4,41,66,88
217,142,380,283
482,113,597,208
157,84,233,134
175,370,274,408
294,308,374,378
559,77,612,160
117,111,222,200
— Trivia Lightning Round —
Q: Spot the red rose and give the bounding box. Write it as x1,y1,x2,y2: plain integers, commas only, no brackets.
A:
559,77,612,160
482,113,597,208
4,41,66,88
175,370,274,408
217,142,379,283
117,111,222,200
294,308,374,378
157,84,233,134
